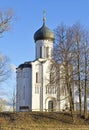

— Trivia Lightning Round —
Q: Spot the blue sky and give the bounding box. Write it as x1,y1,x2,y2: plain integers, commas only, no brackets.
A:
0,0,89,109
1,0,89,66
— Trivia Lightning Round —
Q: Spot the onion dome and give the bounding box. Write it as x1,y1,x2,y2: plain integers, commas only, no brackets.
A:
34,16,55,42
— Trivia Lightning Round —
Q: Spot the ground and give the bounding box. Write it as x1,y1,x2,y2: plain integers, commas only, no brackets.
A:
0,112,89,130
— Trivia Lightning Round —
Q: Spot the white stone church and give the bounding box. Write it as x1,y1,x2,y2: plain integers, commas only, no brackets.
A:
16,17,73,112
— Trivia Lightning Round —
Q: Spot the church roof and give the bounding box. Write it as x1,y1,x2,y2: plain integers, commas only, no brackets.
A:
17,62,31,69
34,17,55,42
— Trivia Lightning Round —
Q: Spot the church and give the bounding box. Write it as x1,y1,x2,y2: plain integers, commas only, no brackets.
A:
16,16,71,112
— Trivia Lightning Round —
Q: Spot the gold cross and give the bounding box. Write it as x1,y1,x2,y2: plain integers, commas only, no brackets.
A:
43,10,46,24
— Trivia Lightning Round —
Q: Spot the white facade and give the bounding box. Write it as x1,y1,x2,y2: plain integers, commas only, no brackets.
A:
16,20,70,112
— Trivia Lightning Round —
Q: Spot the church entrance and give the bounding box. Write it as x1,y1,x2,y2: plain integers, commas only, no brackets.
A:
48,100,53,111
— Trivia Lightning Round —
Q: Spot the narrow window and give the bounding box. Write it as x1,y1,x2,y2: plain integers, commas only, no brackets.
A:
40,46,42,58
36,72,39,83
46,47,49,58
49,73,52,84
36,46,37,58
50,48,53,57
23,86,25,100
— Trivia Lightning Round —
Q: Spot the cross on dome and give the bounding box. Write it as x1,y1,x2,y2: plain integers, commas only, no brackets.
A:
43,10,46,25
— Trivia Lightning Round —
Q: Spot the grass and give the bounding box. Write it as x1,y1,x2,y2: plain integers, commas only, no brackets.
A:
0,111,89,129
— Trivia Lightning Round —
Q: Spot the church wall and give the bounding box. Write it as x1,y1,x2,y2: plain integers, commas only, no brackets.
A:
42,60,60,111
16,67,32,111
31,62,41,111
31,60,58,111
31,39,54,111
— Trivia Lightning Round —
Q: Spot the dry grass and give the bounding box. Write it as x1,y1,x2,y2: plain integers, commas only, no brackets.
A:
0,112,89,130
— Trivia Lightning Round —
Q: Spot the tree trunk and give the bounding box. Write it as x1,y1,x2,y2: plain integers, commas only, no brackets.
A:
77,42,82,116
84,46,88,119
84,79,87,119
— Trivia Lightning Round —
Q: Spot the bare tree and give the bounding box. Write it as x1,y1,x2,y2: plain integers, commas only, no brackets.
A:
71,23,85,116
0,98,7,112
0,9,14,83
52,23,89,117
53,23,76,115
0,9,13,36
12,87,16,112
83,42,88,119
82,31,89,119
0,53,11,82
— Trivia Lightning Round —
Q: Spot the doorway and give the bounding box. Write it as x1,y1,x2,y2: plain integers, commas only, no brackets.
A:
48,100,53,111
